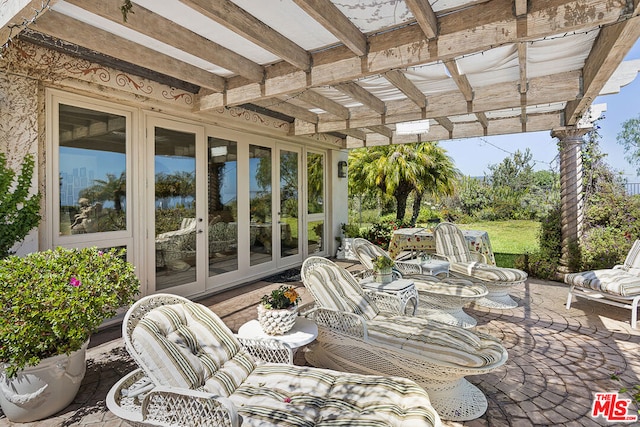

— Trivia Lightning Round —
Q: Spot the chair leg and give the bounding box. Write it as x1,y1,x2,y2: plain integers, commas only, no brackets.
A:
566,285,575,310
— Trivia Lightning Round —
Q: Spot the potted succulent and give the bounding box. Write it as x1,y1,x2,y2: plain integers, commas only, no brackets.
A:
373,255,395,284
257,284,301,335
0,247,140,422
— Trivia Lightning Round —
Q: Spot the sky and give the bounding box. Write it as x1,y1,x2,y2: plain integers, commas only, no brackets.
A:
439,39,640,181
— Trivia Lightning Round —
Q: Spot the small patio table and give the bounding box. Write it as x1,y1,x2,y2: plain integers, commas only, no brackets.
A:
388,227,496,265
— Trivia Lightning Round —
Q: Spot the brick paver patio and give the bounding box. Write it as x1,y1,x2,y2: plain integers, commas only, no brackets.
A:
2,260,639,426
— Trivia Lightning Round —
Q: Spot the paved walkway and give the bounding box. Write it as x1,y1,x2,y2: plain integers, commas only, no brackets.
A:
2,261,639,426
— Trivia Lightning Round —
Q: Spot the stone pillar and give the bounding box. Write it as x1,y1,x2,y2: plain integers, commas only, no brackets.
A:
551,128,589,271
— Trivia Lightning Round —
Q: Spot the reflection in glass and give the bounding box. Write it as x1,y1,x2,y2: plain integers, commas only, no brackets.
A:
250,145,272,266
208,138,238,276
308,221,324,254
154,127,196,289
58,104,127,236
307,152,324,214
280,150,299,258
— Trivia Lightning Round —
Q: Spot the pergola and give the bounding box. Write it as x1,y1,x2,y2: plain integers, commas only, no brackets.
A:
2,0,640,265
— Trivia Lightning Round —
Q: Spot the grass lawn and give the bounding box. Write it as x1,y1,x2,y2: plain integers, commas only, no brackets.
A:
456,220,541,268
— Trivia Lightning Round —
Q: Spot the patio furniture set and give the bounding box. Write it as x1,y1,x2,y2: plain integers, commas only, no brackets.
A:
107,222,640,426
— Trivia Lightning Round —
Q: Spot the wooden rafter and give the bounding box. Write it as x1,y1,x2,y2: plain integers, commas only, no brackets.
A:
444,60,473,102
296,90,350,119
65,0,264,83
292,70,581,135
31,11,226,91
292,0,367,57
334,82,386,114
181,0,311,71
367,125,393,139
198,0,625,110
384,70,427,108
405,0,438,39
564,14,640,126
514,0,528,17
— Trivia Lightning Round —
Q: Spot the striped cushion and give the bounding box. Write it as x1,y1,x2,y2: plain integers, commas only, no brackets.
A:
304,262,380,320
622,240,640,275
434,222,472,263
131,302,256,396
353,238,389,271
233,364,439,427
450,261,527,283
565,269,640,297
366,315,506,368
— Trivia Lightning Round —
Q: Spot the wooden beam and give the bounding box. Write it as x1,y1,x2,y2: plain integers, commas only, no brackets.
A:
334,82,386,114
342,128,367,140
297,90,350,119
291,70,581,135
65,0,264,82
435,117,454,133
367,125,393,139
514,0,528,17
565,15,640,125
444,60,474,102
181,0,311,71
252,98,319,124
60,116,125,143
476,112,489,135
384,70,427,108
292,0,367,57
405,0,438,39
202,0,626,108
31,11,225,91
1,0,57,48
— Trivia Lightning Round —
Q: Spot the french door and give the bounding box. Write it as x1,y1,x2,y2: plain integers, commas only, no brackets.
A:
147,117,206,297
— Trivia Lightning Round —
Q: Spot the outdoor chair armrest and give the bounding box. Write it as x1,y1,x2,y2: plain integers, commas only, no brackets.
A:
141,387,240,427
305,307,368,339
613,264,626,270
430,253,450,262
468,251,488,264
297,301,317,317
237,336,294,364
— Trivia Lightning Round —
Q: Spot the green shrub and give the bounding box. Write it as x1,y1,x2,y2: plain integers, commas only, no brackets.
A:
580,227,631,270
0,153,41,259
363,218,410,250
516,205,562,279
0,247,140,377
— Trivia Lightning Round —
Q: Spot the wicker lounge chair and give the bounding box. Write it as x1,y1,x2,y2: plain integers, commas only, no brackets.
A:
433,222,527,309
565,240,640,329
301,257,508,421
352,238,488,328
106,294,442,427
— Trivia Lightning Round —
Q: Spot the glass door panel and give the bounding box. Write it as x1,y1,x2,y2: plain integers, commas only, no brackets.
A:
306,151,326,256
58,104,127,237
154,127,197,290
249,145,273,266
208,137,238,276
279,149,300,259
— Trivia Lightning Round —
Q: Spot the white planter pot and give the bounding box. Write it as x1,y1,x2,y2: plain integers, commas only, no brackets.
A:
375,270,393,284
0,340,88,423
257,305,298,335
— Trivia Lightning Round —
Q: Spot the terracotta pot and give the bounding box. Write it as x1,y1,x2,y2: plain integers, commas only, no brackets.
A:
0,340,89,422
257,304,298,335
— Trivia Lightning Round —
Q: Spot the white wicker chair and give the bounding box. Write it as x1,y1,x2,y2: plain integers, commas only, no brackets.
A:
352,238,488,328
433,222,527,309
301,257,508,421
107,294,442,427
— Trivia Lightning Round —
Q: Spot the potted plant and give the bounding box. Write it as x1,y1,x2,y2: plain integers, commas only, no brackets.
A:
373,255,395,284
257,284,301,335
0,247,140,423
336,223,360,259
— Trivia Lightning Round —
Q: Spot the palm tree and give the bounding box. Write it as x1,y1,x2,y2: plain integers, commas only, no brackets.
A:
349,142,458,225
81,172,126,211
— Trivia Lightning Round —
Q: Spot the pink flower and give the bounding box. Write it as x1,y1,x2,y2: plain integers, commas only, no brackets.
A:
98,251,104,256
69,277,81,287
283,397,292,403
